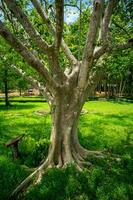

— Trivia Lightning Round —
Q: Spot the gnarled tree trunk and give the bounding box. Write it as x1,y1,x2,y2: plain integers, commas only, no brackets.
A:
46,89,86,168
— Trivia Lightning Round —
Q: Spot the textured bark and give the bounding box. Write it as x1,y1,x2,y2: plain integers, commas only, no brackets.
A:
11,65,54,104
100,0,118,44
10,88,89,198
78,0,103,91
55,0,64,50
46,89,85,167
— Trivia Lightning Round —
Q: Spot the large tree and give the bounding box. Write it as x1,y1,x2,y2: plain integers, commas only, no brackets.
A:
0,0,132,196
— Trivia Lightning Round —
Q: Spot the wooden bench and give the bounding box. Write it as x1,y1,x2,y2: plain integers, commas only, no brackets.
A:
5,134,25,159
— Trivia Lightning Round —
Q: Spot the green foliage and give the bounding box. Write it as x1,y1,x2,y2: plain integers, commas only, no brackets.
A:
0,156,29,200
24,166,92,200
23,156,133,200
0,37,30,93
20,136,50,167
64,8,91,59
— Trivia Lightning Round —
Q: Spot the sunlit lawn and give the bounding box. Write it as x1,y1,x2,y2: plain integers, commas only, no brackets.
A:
80,101,133,153
0,100,133,200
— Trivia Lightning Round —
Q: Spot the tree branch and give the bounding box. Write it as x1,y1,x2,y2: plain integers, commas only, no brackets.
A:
93,45,107,59
64,4,81,12
0,20,57,91
4,0,65,82
94,1,121,60
0,0,17,33
100,0,118,44
82,0,103,63
55,0,64,50
11,65,54,104
78,0,103,90
94,41,133,59
112,19,130,37
4,0,50,55
108,42,133,53
31,0,77,65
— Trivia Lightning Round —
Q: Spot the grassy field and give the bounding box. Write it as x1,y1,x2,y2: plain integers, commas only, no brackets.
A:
0,100,133,200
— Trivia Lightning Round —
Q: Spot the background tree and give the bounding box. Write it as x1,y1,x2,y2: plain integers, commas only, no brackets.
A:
0,0,132,196
0,38,31,102
0,39,16,106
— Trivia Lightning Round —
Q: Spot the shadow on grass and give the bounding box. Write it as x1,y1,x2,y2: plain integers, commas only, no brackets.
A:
0,113,51,158
0,103,38,111
79,112,133,154
110,100,133,104
92,112,133,127
80,112,133,127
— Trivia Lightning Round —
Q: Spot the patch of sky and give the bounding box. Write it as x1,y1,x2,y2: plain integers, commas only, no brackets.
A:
64,0,92,24
0,0,92,23
0,1,4,21
0,11,4,21
64,6,79,24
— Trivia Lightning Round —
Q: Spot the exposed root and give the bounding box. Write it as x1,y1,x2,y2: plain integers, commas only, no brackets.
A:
10,160,48,199
10,170,37,199
9,147,112,200
80,109,88,115
10,156,92,199
72,147,84,162
87,150,105,158
34,170,43,185
76,144,105,159
77,161,92,168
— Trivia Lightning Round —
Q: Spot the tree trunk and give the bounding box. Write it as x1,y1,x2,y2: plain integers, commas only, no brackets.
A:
119,76,123,97
40,86,91,170
4,67,9,107
19,88,22,96
10,91,96,197
46,97,85,168
121,80,126,97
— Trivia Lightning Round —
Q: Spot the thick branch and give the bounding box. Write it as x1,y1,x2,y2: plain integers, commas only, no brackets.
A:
82,0,103,63
0,0,17,32
100,0,118,44
0,21,56,90
93,45,107,59
78,0,103,90
4,0,66,86
94,1,122,60
55,0,64,50
4,0,50,54
31,0,77,65
94,42,133,59
11,65,54,104
108,42,133,53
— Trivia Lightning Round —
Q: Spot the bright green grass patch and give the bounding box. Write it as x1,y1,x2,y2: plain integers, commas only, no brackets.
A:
0,102,50,143
0,100,133,200
80,101,133,153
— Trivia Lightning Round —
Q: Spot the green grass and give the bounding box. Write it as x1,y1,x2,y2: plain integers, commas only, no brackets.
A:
0,101,133,200
0,95,46,102
81,101,133,153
